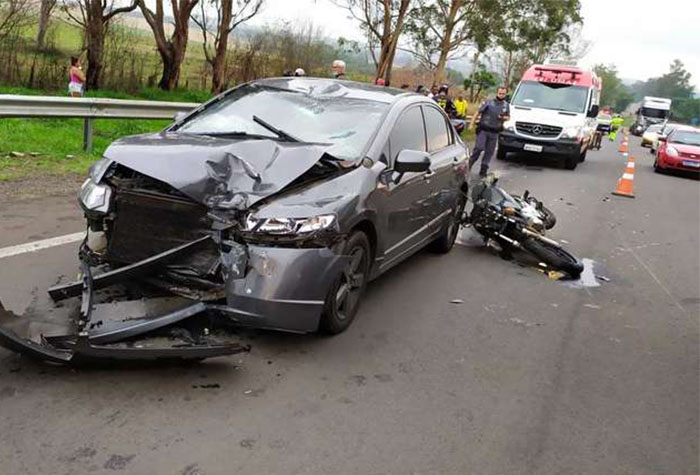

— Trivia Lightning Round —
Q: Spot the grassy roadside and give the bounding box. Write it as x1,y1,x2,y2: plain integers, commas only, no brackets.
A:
0,86,210,181
0,117,169,180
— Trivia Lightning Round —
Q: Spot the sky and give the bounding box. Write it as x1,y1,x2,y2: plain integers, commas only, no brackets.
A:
247,0,700,86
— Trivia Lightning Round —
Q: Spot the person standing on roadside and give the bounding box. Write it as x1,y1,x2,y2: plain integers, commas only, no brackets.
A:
454,93,468,119
468,86,510,176
435,85,458,118
68,56,85,97
331,60,347,79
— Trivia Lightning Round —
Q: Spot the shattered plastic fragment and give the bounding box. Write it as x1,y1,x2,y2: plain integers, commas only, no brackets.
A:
547,270,565,280
583,304,601,309
450,299,464,304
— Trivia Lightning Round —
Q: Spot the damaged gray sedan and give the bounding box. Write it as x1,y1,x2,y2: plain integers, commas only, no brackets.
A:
0,78,469,364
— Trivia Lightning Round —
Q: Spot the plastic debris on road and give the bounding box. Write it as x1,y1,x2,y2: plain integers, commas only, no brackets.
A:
450,299,464,304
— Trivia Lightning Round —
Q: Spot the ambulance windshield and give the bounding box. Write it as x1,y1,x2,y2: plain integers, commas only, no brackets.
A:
512,81,589,114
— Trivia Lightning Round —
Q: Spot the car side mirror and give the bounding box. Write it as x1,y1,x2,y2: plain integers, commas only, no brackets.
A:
395,150,431,174
174,111,188,122
587,105,599,118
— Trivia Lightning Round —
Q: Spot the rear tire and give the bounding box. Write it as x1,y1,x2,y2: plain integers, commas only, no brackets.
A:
430,192,467,254
579,149,587,162
319,231,371,334
522,238,583,278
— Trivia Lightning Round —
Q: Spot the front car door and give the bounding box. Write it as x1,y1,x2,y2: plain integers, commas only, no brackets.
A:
375,105,433,271
421,104,468,234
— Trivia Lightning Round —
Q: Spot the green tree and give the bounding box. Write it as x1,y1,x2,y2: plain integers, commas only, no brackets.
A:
645,60,694,99
463,65,497,102
403,0,498,85
493,0,582,89
593,63,634,111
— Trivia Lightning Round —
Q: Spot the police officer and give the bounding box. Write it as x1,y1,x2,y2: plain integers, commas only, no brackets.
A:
468,86,510,176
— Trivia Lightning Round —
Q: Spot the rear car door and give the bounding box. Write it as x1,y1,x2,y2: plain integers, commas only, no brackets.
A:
422,104,466,233
378,105,432,269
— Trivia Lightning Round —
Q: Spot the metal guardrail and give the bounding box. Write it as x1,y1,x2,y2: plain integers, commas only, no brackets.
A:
0,95,199,151
0,94,474,152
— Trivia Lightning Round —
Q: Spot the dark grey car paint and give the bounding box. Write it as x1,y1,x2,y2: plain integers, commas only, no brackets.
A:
0,79,470,363
103,79,469,329
103,134,334,210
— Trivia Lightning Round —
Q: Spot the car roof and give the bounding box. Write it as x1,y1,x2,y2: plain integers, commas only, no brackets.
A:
250,77,411,104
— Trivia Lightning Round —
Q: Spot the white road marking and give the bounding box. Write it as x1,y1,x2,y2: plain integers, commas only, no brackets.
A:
0,232,84,260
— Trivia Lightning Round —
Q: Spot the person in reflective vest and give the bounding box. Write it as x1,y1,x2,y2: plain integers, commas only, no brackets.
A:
454,93,468,119
609,114,624,141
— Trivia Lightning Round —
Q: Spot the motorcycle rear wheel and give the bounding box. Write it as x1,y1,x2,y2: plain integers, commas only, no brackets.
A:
522,238,583,278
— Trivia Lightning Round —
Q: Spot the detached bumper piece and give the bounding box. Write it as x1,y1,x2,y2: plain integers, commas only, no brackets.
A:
0,237,249,366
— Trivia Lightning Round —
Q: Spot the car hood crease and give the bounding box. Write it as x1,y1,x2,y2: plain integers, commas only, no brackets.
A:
103,132,336,210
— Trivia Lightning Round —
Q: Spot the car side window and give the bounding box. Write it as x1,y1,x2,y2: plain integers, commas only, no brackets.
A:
423,106,451,152
389,106,427,164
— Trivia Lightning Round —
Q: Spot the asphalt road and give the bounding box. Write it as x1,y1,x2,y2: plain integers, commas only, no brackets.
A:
0,136,698,475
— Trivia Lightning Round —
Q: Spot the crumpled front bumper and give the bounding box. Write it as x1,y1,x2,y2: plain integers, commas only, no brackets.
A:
0,233,350,365
220,245,350,333
0,237,250,366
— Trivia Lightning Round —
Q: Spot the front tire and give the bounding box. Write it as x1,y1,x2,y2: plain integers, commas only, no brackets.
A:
522,238,583,278
319,231,371,334
496,146,508,160
563,154,578,170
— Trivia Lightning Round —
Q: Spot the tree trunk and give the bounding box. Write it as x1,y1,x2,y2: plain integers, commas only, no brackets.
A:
210,0,232,94
85,2,106,90
37,0,55,49
434,0,462,85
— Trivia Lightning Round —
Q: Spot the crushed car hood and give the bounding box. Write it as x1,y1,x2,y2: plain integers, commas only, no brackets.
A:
103,132,335,210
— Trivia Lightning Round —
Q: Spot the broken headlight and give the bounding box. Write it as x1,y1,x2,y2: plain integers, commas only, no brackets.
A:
244,214,336,235
80,179,112,213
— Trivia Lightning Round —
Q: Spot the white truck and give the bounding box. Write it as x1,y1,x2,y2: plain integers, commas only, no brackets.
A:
631,96,672,135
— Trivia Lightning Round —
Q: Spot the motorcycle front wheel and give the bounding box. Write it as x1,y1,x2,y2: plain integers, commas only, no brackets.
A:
522,238,583,278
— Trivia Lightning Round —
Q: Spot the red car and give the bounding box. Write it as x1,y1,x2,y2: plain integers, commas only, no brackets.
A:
654,127,700,174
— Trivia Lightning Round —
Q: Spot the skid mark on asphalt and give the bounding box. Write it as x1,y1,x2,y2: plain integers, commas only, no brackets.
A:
0,232,84,260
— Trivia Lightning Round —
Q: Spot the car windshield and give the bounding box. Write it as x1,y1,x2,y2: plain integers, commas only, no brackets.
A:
640,107,669,119
669,130,700,146
512,81,589,113
661,124,679,135
176,83,389,159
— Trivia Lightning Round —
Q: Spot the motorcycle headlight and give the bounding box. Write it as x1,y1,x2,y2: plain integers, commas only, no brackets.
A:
244,214,336,235
80,179,112,213
563,126,583,139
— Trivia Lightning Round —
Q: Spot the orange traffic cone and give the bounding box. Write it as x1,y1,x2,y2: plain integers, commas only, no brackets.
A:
612,156,635,198
618,138,629,153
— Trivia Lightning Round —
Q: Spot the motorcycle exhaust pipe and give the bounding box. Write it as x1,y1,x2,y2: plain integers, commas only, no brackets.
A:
493,232,522,248
521,228,561,247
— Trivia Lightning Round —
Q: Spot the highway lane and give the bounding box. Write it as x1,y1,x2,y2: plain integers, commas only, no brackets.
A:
0,136,697,474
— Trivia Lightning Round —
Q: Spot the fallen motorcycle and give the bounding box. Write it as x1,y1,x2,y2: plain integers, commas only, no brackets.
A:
464,174,583,278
